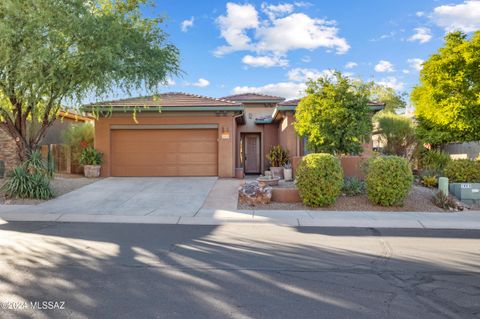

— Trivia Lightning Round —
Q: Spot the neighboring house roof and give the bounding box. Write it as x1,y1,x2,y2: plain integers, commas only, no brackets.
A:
86,92,242,109
278,98,386,108
221,93,285,102
278,99,300,106
58,110,94,122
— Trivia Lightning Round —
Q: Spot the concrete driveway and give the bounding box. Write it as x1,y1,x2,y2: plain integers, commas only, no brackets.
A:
36,177,218,216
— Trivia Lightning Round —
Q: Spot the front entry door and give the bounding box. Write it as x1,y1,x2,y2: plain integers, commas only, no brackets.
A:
244,134,260,174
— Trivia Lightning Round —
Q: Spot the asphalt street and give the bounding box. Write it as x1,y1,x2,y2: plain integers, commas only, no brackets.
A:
0,221,479,319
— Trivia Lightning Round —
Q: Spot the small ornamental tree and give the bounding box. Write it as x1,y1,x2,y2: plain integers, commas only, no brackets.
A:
412,31,480,145
294,72,373,155
375,112,416,157
0,0,180,161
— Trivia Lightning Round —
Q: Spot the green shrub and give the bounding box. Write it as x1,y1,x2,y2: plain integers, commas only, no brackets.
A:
420,149,451,173
342,176,365,196
444,159,480,183
266,145,289,167
365,156,413,206
296,153,343,207
62,123,94,165
80,146,103,165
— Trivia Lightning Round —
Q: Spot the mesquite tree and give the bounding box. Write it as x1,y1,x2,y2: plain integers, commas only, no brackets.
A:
0,0,180,161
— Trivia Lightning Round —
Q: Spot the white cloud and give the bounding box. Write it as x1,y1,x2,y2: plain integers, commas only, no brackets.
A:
402,69,410,74
215,3,350,57
166,78,176,86
214,3,259,56
432,1,480,32
407,58,424,71
261,3,294,20
416,11,425,17
374,60,395,73
191,78,210,87
242,54,288,67
345,61,358,69
232,82,306,100
377,77,404,91
287,68,334,82
181,17,194,32
408,27,432,43
256,13,350,54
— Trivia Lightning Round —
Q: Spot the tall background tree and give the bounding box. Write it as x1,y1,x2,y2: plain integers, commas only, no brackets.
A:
412,31,480,145
294,72,373,155
370,84,406,113
0,0,180,161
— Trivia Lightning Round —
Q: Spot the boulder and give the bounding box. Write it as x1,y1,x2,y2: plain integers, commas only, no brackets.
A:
239,181,272,206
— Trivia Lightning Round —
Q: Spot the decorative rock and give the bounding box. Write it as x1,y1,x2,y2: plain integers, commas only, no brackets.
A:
256,176,280,187
238,181,272,206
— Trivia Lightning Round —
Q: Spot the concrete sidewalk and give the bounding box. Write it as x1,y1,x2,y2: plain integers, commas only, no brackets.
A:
1,207,480,229
1,177,480,229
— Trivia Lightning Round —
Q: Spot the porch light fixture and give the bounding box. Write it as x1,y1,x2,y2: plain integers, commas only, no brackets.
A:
221,127,230,139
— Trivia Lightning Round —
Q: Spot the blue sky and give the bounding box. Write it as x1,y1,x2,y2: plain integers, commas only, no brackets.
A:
130,0,480,105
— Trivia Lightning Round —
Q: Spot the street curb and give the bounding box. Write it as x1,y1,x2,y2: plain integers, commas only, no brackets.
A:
1,210,480,229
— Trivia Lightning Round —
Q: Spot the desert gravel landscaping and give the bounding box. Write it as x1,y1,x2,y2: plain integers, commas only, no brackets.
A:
0,174,99,205
239,185,480,212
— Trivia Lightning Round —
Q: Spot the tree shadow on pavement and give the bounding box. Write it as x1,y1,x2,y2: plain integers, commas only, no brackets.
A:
0,222,479,319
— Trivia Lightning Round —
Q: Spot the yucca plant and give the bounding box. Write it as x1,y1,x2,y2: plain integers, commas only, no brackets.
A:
1,151,54,200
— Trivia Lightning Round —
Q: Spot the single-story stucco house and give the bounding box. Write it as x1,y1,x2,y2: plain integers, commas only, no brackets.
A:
85,92,384,178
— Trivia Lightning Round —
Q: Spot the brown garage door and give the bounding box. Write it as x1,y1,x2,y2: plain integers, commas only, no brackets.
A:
110,129,218,176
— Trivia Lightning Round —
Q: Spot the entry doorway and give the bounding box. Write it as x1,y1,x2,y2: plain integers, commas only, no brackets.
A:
241,133,261,174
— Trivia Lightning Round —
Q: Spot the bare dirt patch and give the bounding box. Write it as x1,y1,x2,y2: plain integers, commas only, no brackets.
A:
238,185,458,212
0,174,99,205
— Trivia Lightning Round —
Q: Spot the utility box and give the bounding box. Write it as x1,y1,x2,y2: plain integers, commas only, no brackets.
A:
449,183,480,204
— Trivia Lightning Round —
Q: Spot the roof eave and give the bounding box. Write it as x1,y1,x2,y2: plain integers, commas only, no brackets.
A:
82,106,244,112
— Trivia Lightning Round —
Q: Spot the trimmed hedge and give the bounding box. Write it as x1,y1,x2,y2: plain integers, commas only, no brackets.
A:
365,156,413,206
295,153,343,207
444,159,480,183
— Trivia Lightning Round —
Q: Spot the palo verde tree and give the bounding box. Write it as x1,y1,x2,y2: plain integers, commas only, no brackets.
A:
0,0,180,161
412,31,480,145
294,72,373,155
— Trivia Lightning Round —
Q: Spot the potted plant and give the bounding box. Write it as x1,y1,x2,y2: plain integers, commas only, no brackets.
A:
80,146,103,178
266,145,289,179
283,162,293,181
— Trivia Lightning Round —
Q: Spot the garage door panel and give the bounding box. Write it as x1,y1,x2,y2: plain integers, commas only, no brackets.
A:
111,129,218,176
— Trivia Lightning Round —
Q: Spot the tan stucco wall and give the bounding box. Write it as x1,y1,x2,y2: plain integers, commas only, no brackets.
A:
94,112,236,178
277,112,300,162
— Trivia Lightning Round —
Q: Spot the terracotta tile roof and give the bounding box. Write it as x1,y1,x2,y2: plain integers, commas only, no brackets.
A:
88,92,242,107
221,93,285,102
278,99,386,107
278,99,301,106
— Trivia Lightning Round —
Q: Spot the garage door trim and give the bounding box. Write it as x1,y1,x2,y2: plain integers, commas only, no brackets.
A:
110,124,219,130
